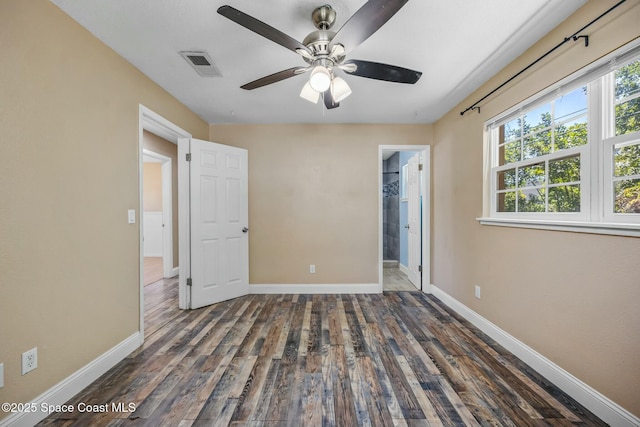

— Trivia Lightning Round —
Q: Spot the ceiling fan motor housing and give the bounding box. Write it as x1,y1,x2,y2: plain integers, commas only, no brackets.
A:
311,5,336,30
302,30,336,61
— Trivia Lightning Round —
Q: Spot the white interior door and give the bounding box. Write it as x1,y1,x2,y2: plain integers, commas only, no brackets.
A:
407,152,421,287
178,138,249,309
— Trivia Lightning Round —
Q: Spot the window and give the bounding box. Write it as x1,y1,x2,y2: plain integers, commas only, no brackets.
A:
605,60,640,218
483,42,640,234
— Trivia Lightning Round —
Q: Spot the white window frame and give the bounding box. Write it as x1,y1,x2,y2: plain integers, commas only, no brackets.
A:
480,40,640,237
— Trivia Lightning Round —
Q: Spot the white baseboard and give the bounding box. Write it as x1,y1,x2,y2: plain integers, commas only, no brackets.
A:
430,284,640,427
163,266,179,279
250,283,380,294
0,332,141,427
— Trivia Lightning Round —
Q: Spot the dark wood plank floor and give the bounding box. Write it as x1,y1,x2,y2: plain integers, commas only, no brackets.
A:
38,278,606,426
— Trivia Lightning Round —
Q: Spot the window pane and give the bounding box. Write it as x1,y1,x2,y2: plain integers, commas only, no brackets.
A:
497,191,516,212
518,162,545,187
502,118,521,142
499,140,521,165
518,189,545,212
614,143,640,177
615,98,640,135
548,185,581,212
615,59,640,100
523,130,551,159
554,116,588,150
615,59,640,136
497,169,516,190
555,86,587,123
614,179,640,213
549,155,580,184
524,103,551,133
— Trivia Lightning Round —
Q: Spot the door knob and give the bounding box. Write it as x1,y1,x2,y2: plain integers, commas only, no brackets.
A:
242,227,249,233
404,224,410,229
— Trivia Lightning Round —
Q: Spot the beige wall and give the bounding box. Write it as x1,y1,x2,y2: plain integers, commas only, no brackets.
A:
143,131,179,267
0,0,208,417
2,0,638,421
432,0,640,416
143,163,163,211
209,124,432,285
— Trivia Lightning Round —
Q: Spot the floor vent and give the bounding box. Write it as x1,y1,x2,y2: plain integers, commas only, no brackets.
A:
179,51,222,77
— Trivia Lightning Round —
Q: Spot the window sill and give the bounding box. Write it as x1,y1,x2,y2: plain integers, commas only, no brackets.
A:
477,217,640,237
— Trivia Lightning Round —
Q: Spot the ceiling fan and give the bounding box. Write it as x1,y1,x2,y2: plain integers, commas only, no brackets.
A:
217,0,422,109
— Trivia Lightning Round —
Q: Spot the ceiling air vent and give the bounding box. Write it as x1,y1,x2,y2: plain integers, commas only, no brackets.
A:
179,51,222,78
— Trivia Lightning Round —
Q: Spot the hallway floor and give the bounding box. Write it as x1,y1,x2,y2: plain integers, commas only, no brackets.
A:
383,265,417,291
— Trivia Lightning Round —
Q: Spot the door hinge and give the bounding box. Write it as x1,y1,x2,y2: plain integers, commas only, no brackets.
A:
418,163,423,171
186,153,192,162
187,278,192,287
418,265,422,272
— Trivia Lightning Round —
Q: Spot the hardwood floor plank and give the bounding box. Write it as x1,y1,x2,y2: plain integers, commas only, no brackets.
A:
395,355,444,426
320,339,336,427
361,319,405,421
330,345,359,427
300,372,323,426
343,298,369,358
229,355,274,423
130,356,199,420
191,355,256,425
298,300,313,358
336,297,371,426
37,289,607,427
250,359,281,422
358,356,396,427
368,323,425,420
327,295,343,346
264,360,296,421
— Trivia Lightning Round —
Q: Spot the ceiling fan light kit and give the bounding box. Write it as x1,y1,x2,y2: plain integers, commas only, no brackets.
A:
217,0,421,109
300,81,320,104
309,65,332,92
330,76,352,103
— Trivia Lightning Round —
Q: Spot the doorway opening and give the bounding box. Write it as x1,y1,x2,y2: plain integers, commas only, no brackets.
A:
142,148,174,285
379,145,430,293
138,106,191,341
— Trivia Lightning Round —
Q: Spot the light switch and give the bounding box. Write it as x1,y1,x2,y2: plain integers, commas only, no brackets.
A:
128,209,136,224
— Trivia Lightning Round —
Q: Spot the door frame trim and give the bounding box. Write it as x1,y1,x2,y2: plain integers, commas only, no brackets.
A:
138,105,191,340
378,145,430,293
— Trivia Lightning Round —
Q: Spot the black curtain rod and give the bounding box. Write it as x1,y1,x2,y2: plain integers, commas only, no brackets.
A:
459,0,627,116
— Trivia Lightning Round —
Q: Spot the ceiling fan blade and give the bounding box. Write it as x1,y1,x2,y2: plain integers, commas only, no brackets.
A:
323,91,340,109
218,5,312,55
343,59,422,84
241,67,308,90
330,0,409,54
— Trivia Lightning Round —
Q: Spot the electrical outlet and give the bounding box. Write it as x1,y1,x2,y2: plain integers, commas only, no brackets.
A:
309,264,316,274
0,363,4,388
21,347,37,375
475,285,481,299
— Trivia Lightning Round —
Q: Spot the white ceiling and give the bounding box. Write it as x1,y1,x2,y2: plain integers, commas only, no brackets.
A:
51,0,585,124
